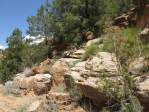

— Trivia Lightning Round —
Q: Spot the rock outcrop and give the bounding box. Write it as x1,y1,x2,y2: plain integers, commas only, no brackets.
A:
64,49,85,59
14,73,52,95
50,60,70,85
129,57,149,75
85,38,103,47
33,74,52,95
140,28,149,44
135,75,149,111
65,52,118,108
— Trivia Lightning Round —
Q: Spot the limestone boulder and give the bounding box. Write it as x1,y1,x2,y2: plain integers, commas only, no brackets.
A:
64,52,120,108
33,74,52,95
50,60,69,85
59,58,80,67
69,49,85,59
85,31,95,40
139,28,149,44
14,73,52,95
129,57,149,75
64,49,85,59
85,52,118,76
135,75,149,111
86,38,102,47
14,74,34,89
32,58,53,74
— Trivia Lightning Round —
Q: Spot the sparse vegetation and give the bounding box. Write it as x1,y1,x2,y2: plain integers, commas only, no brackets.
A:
97,27,143,112
43,100,59,112
55,83,66,93
82,44,99,60
5,81,21,96
17,104,28,112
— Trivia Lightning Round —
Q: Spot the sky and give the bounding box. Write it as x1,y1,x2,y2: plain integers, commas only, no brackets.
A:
0,0,47,48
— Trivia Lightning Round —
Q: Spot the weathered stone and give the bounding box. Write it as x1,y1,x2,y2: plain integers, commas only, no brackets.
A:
50,60,69,85
33,74,52,95
129,57,149,75
71,61,86,72
86,38,103,47
85,52,118,76
32,58,53,74
14,74,34,89
59,58,80,67
85,31,95,40
14,73,52,95
140,28,149,43
27,100,43,112
135,75,149,111
69,49,85,59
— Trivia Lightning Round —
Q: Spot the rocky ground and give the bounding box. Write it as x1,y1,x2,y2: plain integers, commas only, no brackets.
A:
1,33,149,112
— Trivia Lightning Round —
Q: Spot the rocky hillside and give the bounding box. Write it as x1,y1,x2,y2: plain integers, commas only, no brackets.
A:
1,30,149,112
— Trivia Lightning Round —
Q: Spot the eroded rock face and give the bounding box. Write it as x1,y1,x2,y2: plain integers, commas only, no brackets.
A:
85,52,118,76
64,49,85,59
85,31,95,40
140,28,149,44
33,74,52,95
32,58,53,74
129,57,149,75
85,38,102,47
50,60,70,85
64,52,118,108
14,73,52,95
135,75,149,111
14,74,34,89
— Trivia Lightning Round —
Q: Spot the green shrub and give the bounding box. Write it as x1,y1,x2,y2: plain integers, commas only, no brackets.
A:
43,100,59,112
82,44,99,60
98,27,143,112
55,83,66,93
17,104,28,112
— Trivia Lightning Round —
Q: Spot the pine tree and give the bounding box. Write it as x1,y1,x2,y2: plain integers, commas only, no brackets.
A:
0,29,24,82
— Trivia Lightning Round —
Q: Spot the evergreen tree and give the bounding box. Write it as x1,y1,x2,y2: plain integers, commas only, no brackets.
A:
0,29,24,82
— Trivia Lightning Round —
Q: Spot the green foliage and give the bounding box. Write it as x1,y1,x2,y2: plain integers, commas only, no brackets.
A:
121,96,143,112
101,27,141,63
0,28,50,82
55,83,66,93
0,29,24,82
82,44,99,60
43,100,59,112
27,0,134,46
97,27,143,112
17,104,28,112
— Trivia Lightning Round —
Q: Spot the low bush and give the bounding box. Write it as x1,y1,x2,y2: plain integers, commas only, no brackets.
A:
43,100,59,112
82,44,99,60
